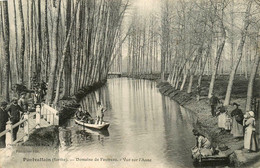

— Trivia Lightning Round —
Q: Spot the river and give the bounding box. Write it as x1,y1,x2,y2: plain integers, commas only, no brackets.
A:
62,78,199,168
0,78,200,168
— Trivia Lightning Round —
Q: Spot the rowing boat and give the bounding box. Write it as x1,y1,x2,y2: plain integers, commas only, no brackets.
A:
75,119,110,130
191,147,228,163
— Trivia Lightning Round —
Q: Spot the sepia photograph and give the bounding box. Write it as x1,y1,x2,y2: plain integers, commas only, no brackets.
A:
0,0,260,167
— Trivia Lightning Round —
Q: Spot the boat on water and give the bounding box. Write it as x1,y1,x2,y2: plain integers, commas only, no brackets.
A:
191,147,228,163
75,119,110,130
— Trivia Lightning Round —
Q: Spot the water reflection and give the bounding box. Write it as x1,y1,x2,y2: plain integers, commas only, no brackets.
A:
60,78,200,168
1,78,206,168
162,96,198,167
81,85,112,118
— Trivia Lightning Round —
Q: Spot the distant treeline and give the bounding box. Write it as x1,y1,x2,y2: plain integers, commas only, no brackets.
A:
124,0,260,111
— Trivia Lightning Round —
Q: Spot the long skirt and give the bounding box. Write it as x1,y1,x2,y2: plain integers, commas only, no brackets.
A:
244,130,258,151
231,116,243,137
218,113,226,129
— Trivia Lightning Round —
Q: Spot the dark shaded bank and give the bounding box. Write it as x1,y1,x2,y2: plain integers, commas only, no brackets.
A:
121,72,169,80
157,76,260,167
25,80,107,146
58,79,107,125
22,126,59,148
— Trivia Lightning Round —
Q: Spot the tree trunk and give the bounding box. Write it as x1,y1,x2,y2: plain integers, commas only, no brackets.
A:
208,22,226,98
18,0,25,84
13,0,19,82
44,0,50,82
2,1,10,101
180,69,187,91
37,0,42,80
53,0,80,105
61,0,72,98
46,0,61,103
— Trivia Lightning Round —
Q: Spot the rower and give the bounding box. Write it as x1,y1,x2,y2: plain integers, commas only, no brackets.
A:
75,106,85,121
96,102,106,125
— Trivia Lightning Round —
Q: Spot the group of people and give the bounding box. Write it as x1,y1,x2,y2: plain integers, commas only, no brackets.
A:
75,101,107,125
0,92,29,148
32,80,47,104
192,93,258,160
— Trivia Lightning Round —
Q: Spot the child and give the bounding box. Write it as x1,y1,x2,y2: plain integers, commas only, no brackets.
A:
225,115,232,131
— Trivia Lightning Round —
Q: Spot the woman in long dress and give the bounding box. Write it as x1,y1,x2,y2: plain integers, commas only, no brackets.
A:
243,111,258,152
217,103,227,131
231,103,244,138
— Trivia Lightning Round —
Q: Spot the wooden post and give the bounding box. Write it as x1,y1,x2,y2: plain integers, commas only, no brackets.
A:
36,105,41,128
5,120,13,147
43,105,47,120
47,109,50,123
23,112,29,142
55,110,59,126
50,109,54,125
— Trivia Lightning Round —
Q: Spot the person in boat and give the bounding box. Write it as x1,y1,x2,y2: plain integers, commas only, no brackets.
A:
191,129,213,160
75,106,85,121
243,111,258,152
84,110,93,124
231,103,244,139
96,101,106,125
75,106,93,123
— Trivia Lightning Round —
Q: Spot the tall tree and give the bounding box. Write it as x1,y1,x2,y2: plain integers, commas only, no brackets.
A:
2,1,10,101
44,0,50,82
18,0,25,83
37,0,42,80
246,37,260,111
53,0,80,105
208,2,227,98
61,0,72,98
13,0,19,82
46,0,61,103
224,1,253,106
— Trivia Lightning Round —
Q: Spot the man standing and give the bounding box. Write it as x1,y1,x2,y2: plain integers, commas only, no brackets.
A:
209,93,220,117
6,98,24,141
0,101,8,148
18,92,28,111
96,102,106,125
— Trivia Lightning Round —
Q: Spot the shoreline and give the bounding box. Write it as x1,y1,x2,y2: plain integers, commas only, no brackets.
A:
23,80,108,146
156,81,260,167
18,76,260,166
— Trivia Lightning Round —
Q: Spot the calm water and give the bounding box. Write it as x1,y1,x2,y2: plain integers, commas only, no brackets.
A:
1,78,199,168
62,78,199,168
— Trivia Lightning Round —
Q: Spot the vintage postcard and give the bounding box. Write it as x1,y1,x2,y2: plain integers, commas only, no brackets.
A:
0,0,260,167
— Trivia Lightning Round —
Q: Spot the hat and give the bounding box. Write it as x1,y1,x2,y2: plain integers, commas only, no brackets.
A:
192,129,199,136
0,101,8,106
248,111,254,118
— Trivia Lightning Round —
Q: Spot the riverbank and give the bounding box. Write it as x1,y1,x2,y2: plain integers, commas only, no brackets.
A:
121,72,169,80
58,79,108,125
157,75,260,167
20,79,108,146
